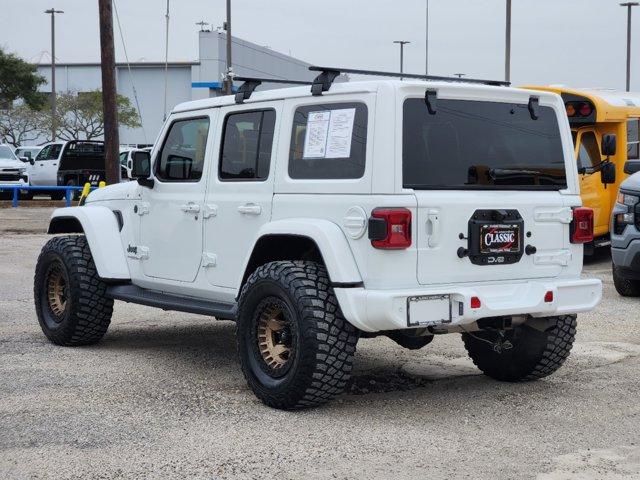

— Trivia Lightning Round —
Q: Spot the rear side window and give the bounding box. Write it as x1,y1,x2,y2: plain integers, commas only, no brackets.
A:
627,119,639,160
156,117,210,182
289,102,368,179
403,98,566,190
219,109,276,181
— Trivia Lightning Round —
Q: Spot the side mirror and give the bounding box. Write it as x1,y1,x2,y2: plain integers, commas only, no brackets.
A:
20,157,29,162
624,160,640,175
601,134,617,157
29,158,35,165
601,161,616,184
131,151,153,187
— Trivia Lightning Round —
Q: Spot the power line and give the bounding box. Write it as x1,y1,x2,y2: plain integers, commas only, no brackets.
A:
112,0,147,143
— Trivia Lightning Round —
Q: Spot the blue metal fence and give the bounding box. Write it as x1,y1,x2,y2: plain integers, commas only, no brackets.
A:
0,185,97,208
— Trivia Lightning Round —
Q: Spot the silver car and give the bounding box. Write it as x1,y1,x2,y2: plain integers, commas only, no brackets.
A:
611,168,640,296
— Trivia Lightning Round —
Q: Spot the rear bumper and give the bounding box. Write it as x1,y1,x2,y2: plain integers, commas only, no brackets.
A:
334,278,602,332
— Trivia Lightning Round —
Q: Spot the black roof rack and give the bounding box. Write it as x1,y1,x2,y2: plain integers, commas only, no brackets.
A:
309,66,510,95
233,76,312,104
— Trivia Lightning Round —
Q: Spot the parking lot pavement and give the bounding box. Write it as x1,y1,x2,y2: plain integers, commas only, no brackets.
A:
1,208,639,479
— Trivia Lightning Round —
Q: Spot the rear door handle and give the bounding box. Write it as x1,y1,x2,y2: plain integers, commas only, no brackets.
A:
181,203,200,213
426,209,441,247
237,203,262,215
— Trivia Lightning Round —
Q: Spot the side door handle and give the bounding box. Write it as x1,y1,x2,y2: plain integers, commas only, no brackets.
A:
181,203,201,213
237,203,262,215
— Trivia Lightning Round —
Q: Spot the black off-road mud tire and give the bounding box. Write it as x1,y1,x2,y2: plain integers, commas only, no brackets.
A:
612,263,640,297
462,315,576,382
34,235,113,346
236,261,359,410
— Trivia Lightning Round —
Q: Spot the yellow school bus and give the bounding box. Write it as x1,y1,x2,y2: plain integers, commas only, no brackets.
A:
526,86,640,248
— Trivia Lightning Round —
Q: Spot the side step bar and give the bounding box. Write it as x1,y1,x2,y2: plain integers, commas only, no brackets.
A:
106,284,237,320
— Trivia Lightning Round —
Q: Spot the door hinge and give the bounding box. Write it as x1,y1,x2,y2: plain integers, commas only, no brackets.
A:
126,245,149,260
534,207,572,224
533,249,572,266
134,202,149,216
203,204,218,219
202,252,217,267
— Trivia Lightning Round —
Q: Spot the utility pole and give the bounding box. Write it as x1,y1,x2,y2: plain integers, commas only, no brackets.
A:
505,0,512,83
98,0,120,184
44,8,63,142
425,0,429,75
223,0,233,94
393,40,410,80
621,2,639,92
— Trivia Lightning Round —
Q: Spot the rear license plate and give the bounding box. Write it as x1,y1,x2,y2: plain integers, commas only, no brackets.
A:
407,294,452,327
479,224,520,254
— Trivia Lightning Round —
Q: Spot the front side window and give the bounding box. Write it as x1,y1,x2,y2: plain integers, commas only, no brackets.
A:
627,119,639,160
577,131,601,170
219,109,276,181
403,98,566,190
119,151,128,167
155,117,210,182
36,144,62,161
289,102,368,179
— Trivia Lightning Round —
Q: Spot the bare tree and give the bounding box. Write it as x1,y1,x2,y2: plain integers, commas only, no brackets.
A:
0,105,47,147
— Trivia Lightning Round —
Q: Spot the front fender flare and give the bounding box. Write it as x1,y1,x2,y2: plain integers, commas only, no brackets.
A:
48,206,130,280
253,218,363,285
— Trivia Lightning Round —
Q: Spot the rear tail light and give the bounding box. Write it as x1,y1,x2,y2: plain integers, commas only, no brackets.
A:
570,207,594,244
544,291,554,303
368,208,412,249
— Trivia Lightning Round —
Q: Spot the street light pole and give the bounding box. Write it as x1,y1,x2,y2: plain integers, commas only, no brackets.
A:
393,40,410,80
224,0,233,95
621,2,639,92
505,0,511,83
425,0,429,75
44,8,63,141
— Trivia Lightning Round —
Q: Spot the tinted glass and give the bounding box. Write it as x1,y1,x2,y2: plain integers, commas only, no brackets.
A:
627,119,639,160
289,102,367,179
156,117,210,182
403,99,566,190
219,110,275,181
577,131,601,170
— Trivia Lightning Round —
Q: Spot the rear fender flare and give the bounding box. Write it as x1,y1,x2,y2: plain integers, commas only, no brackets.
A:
249,219,363,285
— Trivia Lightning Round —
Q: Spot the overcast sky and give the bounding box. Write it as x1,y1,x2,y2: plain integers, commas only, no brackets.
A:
1,0,637,90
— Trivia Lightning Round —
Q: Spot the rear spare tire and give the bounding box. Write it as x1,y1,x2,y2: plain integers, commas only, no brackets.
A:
462,315,576,382
236,261,359,410
34,235,113,345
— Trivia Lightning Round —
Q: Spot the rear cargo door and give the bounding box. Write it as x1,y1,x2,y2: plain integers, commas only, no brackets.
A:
402,96,571,285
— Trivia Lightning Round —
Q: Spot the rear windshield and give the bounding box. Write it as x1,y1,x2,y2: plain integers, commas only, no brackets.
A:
403,98,566,190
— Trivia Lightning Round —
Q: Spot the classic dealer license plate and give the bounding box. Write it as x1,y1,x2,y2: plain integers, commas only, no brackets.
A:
479,224,520,254
407,294,452,326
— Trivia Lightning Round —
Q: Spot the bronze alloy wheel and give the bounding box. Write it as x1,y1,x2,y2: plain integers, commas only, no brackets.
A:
257,301,294,373
46,263,68,321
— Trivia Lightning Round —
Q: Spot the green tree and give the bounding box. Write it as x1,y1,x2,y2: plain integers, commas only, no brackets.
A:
55,90,141,141
0,48,46,109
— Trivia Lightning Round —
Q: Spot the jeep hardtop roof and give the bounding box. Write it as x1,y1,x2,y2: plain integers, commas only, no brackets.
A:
173,79,562,114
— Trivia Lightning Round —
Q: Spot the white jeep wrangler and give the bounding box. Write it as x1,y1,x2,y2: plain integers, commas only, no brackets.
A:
34,68,602,410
